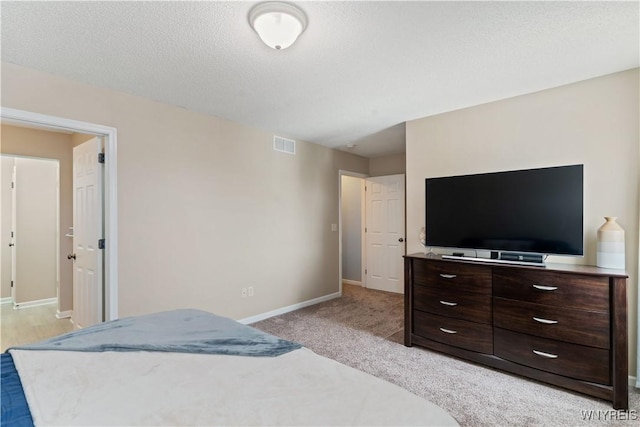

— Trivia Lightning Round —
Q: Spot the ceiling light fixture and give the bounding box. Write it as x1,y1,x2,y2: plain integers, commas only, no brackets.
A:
249,2,307,50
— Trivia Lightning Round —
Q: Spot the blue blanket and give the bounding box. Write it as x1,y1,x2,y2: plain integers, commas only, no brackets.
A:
1,353,34,427
8,309,301,357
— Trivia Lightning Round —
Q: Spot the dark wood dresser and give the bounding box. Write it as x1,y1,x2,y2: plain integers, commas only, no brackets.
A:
404,253,628,409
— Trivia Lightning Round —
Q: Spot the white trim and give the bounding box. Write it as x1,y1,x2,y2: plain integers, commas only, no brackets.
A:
342,279,362,287
0,297,13,305
56,310,72,319
238,292,341,325
1,107,119,321
630,375,637,388
13,297,57,309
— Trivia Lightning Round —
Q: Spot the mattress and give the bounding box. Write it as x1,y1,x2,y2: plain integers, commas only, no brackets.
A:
5,310,459,426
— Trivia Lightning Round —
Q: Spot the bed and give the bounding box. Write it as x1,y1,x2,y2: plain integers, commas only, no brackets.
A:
2,309,458,426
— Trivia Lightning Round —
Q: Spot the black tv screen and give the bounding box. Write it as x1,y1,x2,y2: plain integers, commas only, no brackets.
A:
425,165,584,256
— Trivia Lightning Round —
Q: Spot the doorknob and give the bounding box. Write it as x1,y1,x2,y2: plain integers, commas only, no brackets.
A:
8,243,14,247
398,238,404,242
67,254,76,260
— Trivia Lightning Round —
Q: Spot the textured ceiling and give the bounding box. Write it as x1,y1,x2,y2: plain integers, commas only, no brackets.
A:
1,1,638,158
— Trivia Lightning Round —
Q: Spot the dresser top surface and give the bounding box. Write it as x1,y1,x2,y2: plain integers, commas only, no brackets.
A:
405,253,628,278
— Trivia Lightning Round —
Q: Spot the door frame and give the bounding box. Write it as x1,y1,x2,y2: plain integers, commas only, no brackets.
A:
1,107,118,321
338,170,368,295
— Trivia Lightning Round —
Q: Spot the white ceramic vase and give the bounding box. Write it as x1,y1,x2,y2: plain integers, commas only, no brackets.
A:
596,217,625,269
419,227,428,254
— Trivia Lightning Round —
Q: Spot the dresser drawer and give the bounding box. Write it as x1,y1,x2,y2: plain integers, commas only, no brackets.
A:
493,297,609,348
414,284,492,324
413,310,493,354
413,260,491,295
493,269,609,312
494,328,610,384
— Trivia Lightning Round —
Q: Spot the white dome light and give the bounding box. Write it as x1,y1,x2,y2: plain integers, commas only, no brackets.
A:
249,2,307,50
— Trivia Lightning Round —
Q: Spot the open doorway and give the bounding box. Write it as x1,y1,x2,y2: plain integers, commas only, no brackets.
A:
1,155,59,309
0,125,95,317
0,153,76,350
0,107,118,328
339,171,406,296
339,171,367,294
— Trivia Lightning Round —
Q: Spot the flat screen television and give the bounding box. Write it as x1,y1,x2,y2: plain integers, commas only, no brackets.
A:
425,164,584,257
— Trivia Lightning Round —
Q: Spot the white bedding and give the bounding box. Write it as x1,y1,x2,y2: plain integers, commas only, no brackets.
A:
11,347,458,426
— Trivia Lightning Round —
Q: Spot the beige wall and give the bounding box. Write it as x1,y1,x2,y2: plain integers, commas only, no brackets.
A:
341,175,363,282
1,62,369,320
369,153,406,177
13,157,58,304
71,132,95,147
0,125,75,311
406,69,639,377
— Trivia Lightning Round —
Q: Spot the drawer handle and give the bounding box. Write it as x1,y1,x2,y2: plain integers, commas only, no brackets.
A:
533,317,558,325
532,284,558,291
439,300,458,307
440,274,457,279
439,327,457,334
533,350,558,359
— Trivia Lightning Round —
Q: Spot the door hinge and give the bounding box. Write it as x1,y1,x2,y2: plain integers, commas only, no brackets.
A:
11,231,14,238
98,239,106,249
365,227,367,233
365,269,367,275
10,280,13,288
98,153,105,164
11,182,14,189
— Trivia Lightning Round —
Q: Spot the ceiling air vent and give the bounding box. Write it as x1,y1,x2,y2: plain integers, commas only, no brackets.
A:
273,136,296,155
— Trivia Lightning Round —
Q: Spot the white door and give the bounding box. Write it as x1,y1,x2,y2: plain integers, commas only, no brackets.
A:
72,137,104,329
365,174,405,293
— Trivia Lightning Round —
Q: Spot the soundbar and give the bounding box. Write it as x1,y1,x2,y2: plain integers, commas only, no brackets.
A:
500,252,544,264
442,255,546,267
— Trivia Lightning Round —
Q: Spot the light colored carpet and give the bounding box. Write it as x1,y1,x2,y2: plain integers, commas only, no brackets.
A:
253,284,639,426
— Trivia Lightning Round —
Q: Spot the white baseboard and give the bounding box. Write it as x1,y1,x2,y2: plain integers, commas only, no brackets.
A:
56,310,72,319
238,291,342,325
13,297,57,309
630,375,638,388
0,297,13,305
342,279,362,287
